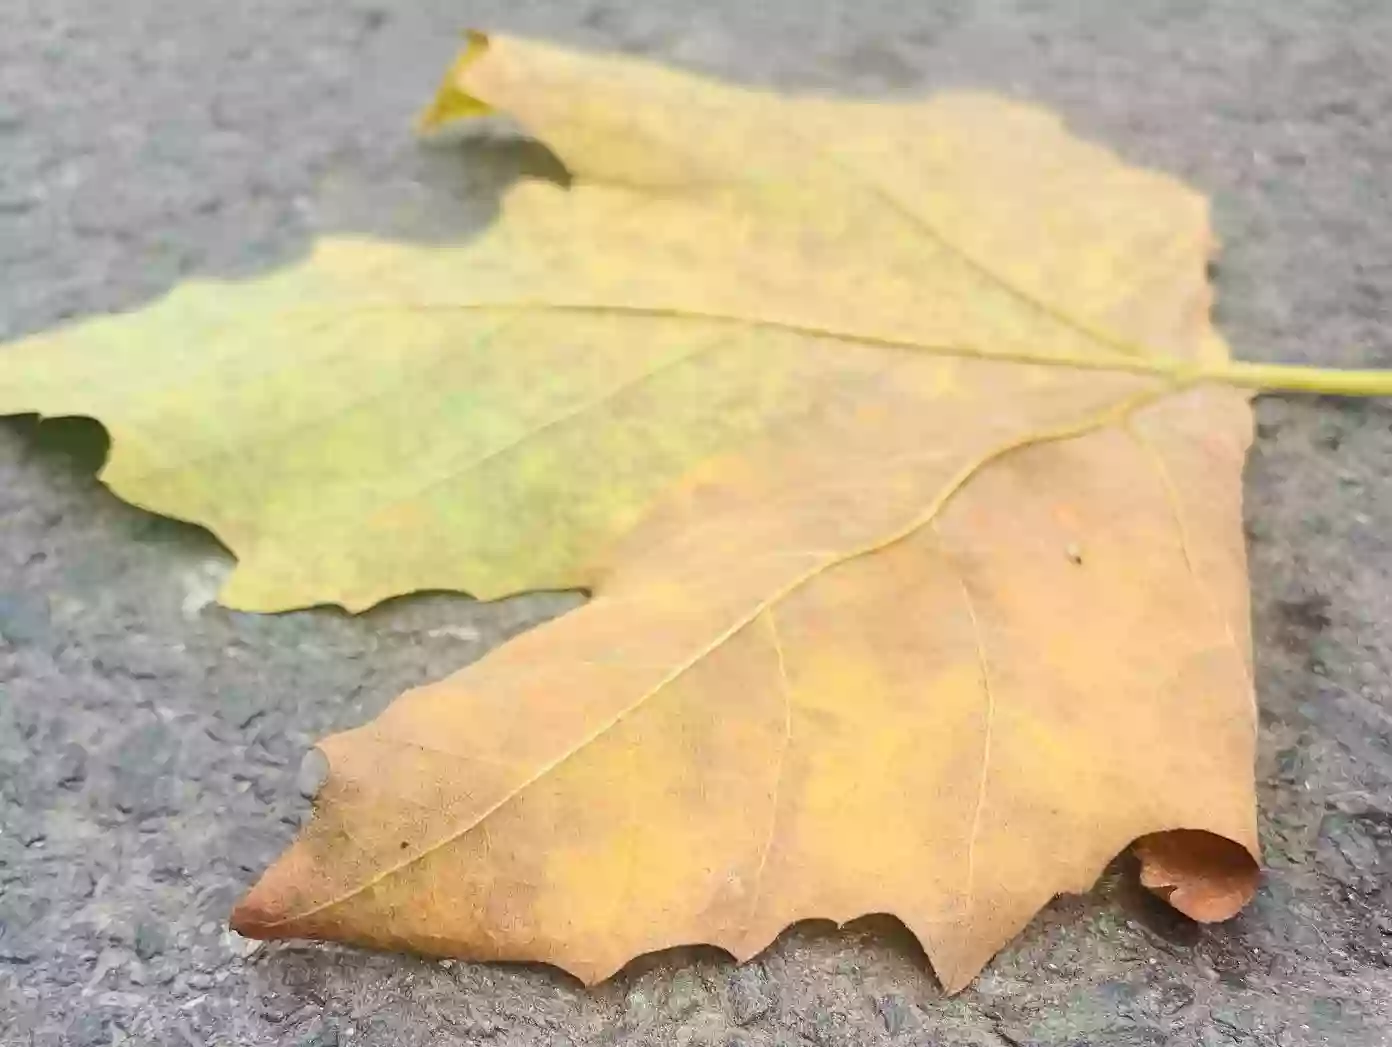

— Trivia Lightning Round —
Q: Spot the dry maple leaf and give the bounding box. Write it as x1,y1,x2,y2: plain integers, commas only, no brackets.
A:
3,32,1390,991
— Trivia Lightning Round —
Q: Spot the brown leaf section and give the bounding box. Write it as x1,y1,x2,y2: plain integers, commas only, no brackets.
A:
234,384,1258,990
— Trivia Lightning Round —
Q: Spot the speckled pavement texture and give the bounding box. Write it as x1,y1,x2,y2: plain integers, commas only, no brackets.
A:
2,1,1391,1044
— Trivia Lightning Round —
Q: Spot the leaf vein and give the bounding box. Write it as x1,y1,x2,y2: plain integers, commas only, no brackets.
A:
949,550,995,954
786,125,1150,362
745,608,793,933
1126,419,1253,695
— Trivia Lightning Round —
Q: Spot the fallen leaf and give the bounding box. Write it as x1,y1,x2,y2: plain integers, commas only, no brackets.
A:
227,33,1269,990
3,32,1387,990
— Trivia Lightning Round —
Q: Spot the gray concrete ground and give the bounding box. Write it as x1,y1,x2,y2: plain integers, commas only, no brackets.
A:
2,1,1391,1044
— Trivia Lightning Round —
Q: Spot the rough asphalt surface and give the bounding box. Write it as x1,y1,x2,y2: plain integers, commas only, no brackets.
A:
2,1,1391,1044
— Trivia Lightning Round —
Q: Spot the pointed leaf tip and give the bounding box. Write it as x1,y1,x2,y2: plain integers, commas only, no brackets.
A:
416,29,494,133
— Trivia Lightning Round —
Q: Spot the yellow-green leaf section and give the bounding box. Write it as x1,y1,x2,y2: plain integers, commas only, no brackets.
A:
4,32,1385,613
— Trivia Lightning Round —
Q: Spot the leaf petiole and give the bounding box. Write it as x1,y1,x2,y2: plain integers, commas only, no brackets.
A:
1198,360,1392,398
